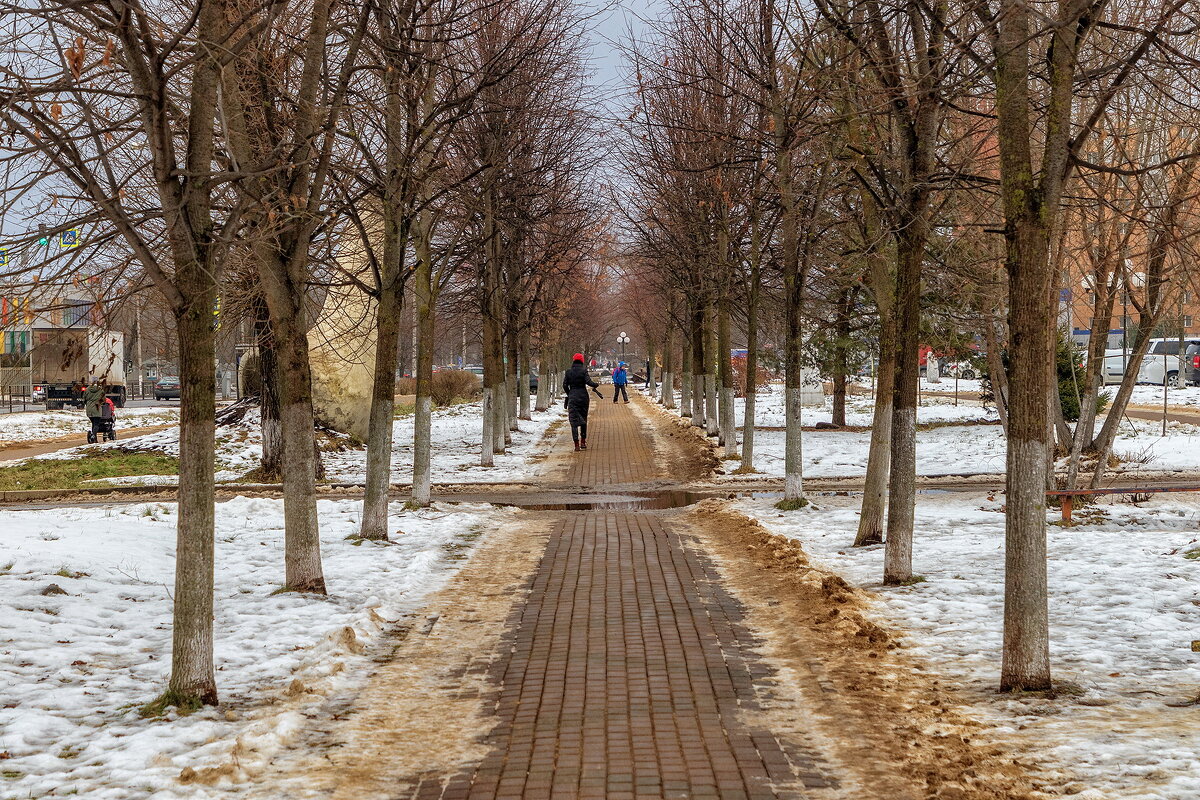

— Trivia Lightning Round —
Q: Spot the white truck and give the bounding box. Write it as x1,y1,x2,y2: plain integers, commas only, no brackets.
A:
33,327,127,409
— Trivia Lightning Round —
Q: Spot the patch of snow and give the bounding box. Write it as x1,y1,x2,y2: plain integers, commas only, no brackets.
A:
0,496,515,798
736,493,1200,799
0,407,180,447
322,400,565,484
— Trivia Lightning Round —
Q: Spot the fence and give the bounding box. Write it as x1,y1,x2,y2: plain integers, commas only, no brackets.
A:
0,386,35,413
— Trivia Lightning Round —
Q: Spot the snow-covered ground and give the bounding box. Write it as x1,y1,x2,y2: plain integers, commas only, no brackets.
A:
1128,384,1200,408
10,401,565,485
737,493,1200,799
0,497,518,799
0,407,181,447
322,400,564,484
649,385,1200,477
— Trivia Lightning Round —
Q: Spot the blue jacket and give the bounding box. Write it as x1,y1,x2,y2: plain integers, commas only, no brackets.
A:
612,367,628,385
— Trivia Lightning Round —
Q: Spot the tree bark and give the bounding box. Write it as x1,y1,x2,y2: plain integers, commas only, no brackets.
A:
253,296,283,481
704,301,719,437
883,230,923,585
169,303,218,704
358,289,402,540
718,296,736,457
855,306,895,547
832,288,851,428
267,292,325,594
741,275,759,470
412,218,436,507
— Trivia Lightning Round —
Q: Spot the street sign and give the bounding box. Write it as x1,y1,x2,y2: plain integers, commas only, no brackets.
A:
60,229,80,248
0,248,7,267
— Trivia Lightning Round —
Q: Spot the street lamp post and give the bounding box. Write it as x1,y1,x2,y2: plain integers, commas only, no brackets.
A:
617,331,630,364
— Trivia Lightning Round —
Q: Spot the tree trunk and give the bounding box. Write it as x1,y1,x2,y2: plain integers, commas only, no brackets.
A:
691,307,706,429
718,297,736,458
662,328,676,409
359,288,402,540
855,309,895,547
412,222,436,508
535,337,552,411
518,325,532,421
883,230,922,585
783,254,804,503
832,288,851,428
741,286,759,470
680,326,692,417
705,302,719,437
254,297,283,481
271,304,325,594
168,304,219,705
984,316,1009,434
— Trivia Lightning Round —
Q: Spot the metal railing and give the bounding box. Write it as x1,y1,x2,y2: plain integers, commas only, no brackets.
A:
0,387,35,413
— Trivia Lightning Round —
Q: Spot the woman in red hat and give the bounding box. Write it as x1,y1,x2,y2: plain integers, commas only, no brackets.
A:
562,353,602,450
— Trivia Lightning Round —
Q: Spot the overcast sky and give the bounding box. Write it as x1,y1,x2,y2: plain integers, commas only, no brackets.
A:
587,0,660,110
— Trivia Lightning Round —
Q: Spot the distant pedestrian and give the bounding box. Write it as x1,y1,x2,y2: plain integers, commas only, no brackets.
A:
563,353,602,451
82,379,107,438
611,362,630,404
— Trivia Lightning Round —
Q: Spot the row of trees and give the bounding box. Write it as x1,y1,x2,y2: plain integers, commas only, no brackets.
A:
0,0,604,707
616,0,1200,692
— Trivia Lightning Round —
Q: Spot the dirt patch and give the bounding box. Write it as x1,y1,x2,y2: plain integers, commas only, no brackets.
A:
240,514,552,798
0,424,175,463
680,500,1060,800
636,394,720,480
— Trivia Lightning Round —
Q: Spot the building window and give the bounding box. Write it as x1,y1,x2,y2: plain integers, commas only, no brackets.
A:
1184,292,1191,303
1185,315,1193,328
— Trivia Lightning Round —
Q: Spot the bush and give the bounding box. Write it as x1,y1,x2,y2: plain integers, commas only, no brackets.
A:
396,370,483,406
732,356,772,398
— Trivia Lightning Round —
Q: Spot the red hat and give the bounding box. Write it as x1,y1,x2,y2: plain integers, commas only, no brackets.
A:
573,353,584,362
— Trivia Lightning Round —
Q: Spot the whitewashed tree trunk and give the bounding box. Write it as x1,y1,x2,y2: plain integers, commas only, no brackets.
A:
784,387,803,501
412,223,435,508
412,396,433,505
721,387,737,457
705,373,718,436
692,374,706,428
481,387,495,466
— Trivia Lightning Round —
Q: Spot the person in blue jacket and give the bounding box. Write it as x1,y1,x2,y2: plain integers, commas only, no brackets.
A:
612,362,629,404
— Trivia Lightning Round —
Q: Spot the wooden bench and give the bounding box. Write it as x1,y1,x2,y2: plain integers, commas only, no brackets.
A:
1047,485,1200,522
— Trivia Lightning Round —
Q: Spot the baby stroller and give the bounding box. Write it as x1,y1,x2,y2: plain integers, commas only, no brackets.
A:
88,397,118,444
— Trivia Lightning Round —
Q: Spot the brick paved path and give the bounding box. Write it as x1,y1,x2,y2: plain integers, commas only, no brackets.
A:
409,397,830,799
560,395,659,487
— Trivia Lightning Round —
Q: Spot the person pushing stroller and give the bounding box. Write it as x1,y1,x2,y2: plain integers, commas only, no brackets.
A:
563,353,602,451
83,379,117,444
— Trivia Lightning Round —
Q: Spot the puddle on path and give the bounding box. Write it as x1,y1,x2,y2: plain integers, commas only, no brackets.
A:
483,487,969,512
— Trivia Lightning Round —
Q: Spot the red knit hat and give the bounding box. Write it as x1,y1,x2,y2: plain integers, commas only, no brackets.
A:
573,353,584,362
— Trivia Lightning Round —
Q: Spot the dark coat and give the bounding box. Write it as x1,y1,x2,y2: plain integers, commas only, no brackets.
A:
562,362,599,423
83,383,106,418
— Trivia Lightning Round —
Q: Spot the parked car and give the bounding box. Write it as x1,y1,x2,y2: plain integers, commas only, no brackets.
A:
941,361,978,380
1135,338,1200,387
1102,350,1131,385
32,384,46,402
154,375,181,400
1187,343,1200,386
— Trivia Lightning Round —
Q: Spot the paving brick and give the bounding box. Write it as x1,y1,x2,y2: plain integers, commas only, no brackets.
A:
407,398,831,798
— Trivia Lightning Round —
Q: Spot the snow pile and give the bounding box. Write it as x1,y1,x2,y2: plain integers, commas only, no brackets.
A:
0,407,180,447
737,493,1200,799
0,497,514,798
